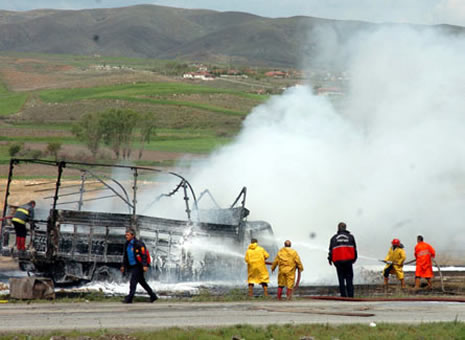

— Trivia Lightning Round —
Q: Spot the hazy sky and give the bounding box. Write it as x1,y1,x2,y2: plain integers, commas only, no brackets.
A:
0,0,464,26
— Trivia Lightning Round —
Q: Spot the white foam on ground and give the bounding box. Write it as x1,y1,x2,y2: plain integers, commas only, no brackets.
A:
75,279,244,296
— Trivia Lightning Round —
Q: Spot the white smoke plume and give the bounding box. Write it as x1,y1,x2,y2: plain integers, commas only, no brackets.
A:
179,25,465,284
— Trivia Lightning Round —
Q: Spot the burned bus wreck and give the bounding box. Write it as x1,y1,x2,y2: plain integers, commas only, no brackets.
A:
1,159,277,284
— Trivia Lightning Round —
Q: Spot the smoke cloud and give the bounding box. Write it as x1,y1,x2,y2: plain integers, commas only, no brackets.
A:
179,25,465,284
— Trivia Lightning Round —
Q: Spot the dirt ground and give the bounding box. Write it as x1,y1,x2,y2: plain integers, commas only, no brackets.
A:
0,256,17,270
0,55,174,91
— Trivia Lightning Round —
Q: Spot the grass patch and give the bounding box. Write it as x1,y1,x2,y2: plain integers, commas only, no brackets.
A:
0,136,75,143
0,144,10,161
0,51,175,71
8,121,74,130
1,322,465,339
0,80,28,116
100,95,246,116
38,82,258,101
149,136,232,153
0,126,231,165
38,82,262,116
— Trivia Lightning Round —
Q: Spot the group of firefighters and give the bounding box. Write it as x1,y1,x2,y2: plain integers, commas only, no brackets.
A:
245,238,304,300
383,234,436,290
245,222,437,299
7,201,438,300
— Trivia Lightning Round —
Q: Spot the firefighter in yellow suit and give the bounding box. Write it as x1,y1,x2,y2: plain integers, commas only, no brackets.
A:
245,238,270,297
383,238,406,289
271,240,304,300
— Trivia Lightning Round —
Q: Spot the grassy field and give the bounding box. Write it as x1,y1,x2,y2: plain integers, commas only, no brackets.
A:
0,124,232,158
0,51,185,73
0,322,464,339
0,53,277,169
39,82,264,102
0,80,28,116
38,82,266,117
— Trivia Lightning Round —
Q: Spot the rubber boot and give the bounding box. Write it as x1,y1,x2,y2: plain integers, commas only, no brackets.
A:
248,284,253,297
286,288,293,300
414,278,421,290
277,287,283,300
263,285,268,297
17,237,26,250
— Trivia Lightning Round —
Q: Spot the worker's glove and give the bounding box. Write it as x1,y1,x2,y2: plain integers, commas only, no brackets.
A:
328,259,332,266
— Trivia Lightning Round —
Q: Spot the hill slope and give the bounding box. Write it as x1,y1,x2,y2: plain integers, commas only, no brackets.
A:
0,5,464,67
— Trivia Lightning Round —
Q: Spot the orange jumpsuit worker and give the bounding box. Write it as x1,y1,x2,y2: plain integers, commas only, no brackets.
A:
271,240,303,300
383,238,406,289
245,238,270,297
414,235,436,289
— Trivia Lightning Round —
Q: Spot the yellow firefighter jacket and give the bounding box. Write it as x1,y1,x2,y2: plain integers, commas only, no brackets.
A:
271,247,304,288
245,242,270,284
384,246,406,279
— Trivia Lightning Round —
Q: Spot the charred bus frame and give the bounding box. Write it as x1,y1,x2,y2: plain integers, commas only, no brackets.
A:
1,159,276,283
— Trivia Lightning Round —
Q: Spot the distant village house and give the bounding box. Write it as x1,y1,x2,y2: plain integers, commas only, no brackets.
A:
183,71,215,81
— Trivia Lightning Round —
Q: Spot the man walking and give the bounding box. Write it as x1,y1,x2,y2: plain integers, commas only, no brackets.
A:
271,240,303,300
414,235,436,290
383,238,406,289
120,228,158,303
245,238,270,297
328,222,357,298
11,200,35,251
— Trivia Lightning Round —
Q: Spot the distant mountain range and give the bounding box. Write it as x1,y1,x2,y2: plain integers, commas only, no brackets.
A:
1,5,464,67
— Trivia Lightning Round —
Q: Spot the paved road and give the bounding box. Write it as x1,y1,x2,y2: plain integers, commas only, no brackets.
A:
0,299,464,333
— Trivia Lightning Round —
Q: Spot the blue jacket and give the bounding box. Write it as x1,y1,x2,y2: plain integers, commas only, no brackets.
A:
122,237,149,267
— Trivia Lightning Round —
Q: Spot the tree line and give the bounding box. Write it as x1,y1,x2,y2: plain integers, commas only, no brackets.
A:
72,108,156,160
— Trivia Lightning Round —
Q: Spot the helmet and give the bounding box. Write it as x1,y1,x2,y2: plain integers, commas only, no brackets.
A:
391,238,400,246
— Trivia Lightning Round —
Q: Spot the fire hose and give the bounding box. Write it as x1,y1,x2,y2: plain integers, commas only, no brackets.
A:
406,258,446,293
432,259,446,293
307,296,465,302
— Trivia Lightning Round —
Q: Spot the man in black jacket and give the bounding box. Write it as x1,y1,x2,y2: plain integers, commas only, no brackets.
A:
328,222,357,298
120,228,158,303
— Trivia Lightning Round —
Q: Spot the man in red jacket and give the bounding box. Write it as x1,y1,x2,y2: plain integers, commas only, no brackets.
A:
414,235,436,290
328,222,357,298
